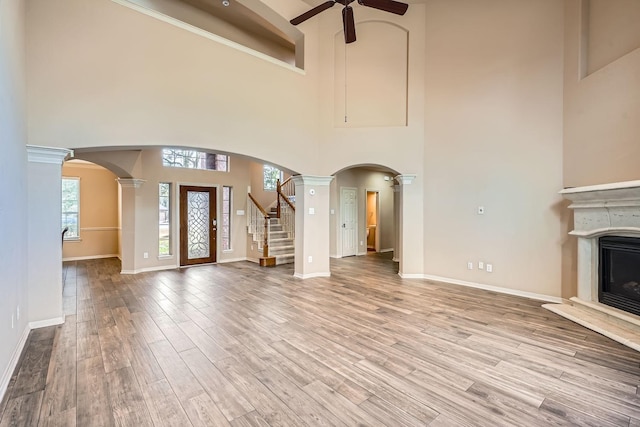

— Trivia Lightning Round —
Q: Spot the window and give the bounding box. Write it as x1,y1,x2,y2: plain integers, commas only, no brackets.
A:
222,186,232,251
263,165,283,191
162,148,228,172
159,183,171,256
61,177,80,239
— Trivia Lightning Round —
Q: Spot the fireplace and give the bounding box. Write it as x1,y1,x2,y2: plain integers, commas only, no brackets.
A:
542,180,640,352
599,236,640,317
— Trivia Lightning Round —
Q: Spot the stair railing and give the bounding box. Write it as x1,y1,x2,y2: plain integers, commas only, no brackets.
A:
247,193,270,257
276,178,295,218
276,178,295,240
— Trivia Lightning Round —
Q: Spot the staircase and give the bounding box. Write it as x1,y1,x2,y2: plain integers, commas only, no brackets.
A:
266,208,294,265
247,178,295,266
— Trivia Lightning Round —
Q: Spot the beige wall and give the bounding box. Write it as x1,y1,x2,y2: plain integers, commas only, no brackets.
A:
562,0,640,297
0,0,29,392
422,0,565,298
26,0,320,174
127,0,295,65
62,162,120,260
586,0,640,75
23,0,585,300
564,0,640,187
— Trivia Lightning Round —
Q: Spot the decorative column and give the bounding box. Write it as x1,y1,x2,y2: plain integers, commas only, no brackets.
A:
393,184,401,262
26,145,73,328
292,176,334,279
117,178,145,274
395,174,424,278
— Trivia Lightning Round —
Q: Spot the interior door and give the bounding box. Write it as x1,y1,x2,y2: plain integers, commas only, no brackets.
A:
180,186,217,266
341,187,358,257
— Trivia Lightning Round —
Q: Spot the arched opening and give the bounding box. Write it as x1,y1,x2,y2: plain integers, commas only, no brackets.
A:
62,159,120,262
330,164,400,270
67,145,299,274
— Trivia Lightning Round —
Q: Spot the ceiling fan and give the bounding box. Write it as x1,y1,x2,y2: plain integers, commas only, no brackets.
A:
290,0,409,44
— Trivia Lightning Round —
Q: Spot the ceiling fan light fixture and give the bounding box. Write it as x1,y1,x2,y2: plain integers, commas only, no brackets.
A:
222,0,230,6
290,0,408,44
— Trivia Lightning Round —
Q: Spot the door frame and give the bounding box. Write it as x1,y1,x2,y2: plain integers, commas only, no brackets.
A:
178,183,219,267
340,186,358,257
365,189,380,253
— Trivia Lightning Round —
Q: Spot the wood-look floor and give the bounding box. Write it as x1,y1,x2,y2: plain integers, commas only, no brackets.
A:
1,254,640,426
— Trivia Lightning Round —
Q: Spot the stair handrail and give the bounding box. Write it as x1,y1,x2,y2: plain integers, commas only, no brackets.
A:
247,193,270,258
276,177,296,218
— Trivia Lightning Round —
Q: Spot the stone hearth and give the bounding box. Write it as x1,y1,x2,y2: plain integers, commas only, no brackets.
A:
543,180,640,352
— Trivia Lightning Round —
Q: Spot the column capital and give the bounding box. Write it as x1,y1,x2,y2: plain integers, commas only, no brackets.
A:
395,174,417,186
27,145,73,164
117,178,146,188
291,175,334,187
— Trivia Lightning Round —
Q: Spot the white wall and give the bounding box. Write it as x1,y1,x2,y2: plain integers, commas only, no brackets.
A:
0,0,29,398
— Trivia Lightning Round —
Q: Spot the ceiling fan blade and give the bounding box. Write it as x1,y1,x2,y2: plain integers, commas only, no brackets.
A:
343,6,356,43
290,1,335,26
358,0,408,15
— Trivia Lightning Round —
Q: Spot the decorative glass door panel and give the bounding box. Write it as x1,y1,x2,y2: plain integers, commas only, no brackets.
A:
180,186,217,266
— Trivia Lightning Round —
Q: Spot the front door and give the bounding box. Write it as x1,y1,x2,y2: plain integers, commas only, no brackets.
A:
341,187,357,257
180,186,217,266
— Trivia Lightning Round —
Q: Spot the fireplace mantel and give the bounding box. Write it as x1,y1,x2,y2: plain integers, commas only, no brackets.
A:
543,180,640,352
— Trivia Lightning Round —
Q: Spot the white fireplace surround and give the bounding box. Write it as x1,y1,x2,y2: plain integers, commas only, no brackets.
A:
543,180,640,352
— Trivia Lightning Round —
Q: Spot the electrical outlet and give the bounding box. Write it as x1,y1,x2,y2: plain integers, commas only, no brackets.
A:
308,256,313,263
143,252,149,259
478,261,484,270
467,262,473,270
478,206,485,215
486,264,493,273
360,241,363,246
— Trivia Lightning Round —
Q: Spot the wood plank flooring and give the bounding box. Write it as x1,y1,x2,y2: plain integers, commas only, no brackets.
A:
2,253,640,426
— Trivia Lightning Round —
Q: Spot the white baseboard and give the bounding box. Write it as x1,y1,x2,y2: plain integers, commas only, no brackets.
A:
398,273,425,279
392,258,399,262
294,272,331,279
218,257,248,264
0,325,30,404
121,264,178,274
29,316,65,329
380,248,394,253
63,254,120,262
419,274,563,303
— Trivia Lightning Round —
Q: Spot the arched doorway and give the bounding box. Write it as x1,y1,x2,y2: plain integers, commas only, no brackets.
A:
330,164,400,264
